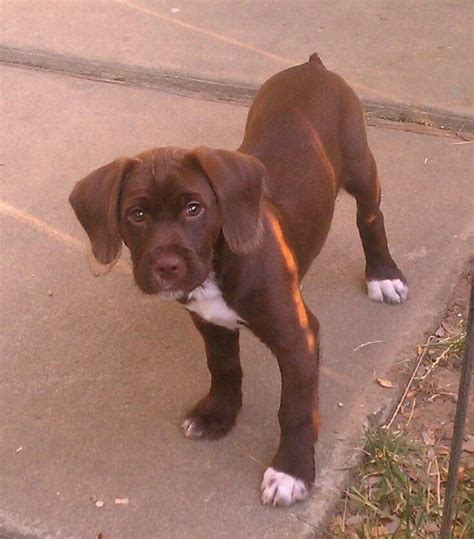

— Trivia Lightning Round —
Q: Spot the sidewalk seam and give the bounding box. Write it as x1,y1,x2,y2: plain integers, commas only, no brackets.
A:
1,45,473,136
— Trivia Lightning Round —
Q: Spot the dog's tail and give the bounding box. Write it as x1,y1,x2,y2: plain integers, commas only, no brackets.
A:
308,52,325,68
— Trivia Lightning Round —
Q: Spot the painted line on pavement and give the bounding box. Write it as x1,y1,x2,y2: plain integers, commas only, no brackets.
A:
119,0,294,67
0,200,132,275
0,200,381,387
0,200,85,250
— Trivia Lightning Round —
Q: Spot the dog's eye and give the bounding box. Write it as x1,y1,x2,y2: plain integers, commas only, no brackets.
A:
185,201,202,217
131,208,146,222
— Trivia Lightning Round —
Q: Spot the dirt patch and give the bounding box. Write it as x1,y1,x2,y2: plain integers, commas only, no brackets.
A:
326,270,473,538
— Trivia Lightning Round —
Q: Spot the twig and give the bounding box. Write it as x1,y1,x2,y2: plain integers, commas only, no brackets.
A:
385,337,433,429
436,458,441,506
427,392,457,403
427,459,432,513
233,441,265,468
406,397,417,427
290,512,318,531
342,495,348,533
353,340,385,352
417,345,452,381
440,274,473,538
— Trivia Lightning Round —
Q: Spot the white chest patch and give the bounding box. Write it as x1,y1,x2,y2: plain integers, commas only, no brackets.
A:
184,275,246,330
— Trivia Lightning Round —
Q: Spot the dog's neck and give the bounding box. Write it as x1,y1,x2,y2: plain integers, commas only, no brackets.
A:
180,272,247,329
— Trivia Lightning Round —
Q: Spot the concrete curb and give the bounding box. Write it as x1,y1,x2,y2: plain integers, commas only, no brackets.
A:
1,45,473,136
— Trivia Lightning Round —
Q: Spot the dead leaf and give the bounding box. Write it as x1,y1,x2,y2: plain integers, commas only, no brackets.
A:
384,517,401,534
402,408,420,420
376,378,395,388
371,525,389,537
422,430,435,446
464,454,474,469
462,435,474,453
424,521,439,533
346,514,364,526
440,421,455,440
367,475,382,487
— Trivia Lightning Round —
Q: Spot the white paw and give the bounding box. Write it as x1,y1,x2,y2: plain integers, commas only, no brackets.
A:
260,467,309,506
181,418,204,439
367,279,408,304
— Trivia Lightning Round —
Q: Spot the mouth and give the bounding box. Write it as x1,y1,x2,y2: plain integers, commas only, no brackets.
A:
158,274,210,301
136,268,208,300
157,287,188,301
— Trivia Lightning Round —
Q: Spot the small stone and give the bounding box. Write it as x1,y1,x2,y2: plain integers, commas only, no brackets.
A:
338,402,344,408
170,7,180,13
90,495,104,507
15,446,23,453
47,290,53,297
114,497,129,505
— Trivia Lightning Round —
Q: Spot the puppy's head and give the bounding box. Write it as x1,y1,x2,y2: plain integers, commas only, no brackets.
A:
69,146,266,297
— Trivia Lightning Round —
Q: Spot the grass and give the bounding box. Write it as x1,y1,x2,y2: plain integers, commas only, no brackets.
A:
328,317,473,538
339,426,473,537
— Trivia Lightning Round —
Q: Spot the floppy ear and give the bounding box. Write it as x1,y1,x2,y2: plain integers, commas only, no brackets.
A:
69,157,138,269
188,147,266,254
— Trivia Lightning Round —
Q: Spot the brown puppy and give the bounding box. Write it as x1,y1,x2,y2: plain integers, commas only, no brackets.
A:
70,54,407,507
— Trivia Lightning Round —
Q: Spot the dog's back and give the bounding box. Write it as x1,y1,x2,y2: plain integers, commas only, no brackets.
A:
240,54,367,274
69,54,408,508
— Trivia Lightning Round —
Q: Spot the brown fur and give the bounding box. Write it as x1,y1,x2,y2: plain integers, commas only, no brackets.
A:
69,55,406,504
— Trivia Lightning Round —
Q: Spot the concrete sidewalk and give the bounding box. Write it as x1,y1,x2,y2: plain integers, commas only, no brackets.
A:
1,1,473,538
1,65,473,538
1,0,473,122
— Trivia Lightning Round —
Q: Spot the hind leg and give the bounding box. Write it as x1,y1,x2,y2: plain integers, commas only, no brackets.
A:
344,149,408,304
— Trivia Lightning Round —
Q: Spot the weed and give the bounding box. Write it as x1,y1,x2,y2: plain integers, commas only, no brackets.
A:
328,285,473,538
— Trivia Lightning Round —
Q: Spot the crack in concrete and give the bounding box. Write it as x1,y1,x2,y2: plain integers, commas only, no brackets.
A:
1,45,473,137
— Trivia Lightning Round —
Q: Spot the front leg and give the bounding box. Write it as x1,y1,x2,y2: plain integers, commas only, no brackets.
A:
247,209,320,506
182,313,242,439
254,304,320,507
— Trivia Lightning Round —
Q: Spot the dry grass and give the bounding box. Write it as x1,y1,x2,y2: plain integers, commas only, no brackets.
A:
328,281,473,538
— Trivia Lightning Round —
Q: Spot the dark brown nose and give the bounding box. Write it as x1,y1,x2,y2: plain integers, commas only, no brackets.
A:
154,254,184,281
